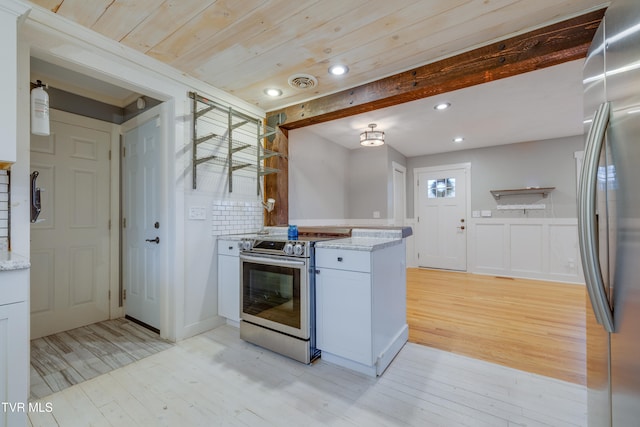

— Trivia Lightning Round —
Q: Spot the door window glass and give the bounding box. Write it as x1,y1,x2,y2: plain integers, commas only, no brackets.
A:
427,178,456,198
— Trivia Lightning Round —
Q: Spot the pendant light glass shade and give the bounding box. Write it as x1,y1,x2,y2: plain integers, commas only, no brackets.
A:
360,123,385,147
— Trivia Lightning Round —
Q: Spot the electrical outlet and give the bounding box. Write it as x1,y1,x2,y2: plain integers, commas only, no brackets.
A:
188,206,206,220
373,211,381,219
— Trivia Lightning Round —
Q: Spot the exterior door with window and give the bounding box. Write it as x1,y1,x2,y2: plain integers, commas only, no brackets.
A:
417,166,468,270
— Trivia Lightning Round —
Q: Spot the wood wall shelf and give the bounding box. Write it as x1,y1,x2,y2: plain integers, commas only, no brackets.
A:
490,187,555,200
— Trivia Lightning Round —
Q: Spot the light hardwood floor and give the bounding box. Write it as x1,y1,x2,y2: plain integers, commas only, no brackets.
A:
28,324,586,427
28,269,587,426
407,268,586,385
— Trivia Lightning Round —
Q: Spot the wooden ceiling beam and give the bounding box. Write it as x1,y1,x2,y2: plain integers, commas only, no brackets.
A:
266,8,605,129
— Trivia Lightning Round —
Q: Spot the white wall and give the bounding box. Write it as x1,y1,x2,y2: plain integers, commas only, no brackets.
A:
407,135,586,283
407,135,585,218
15,3,267,341
347,146,388,219
288,130,349,220
288,128,407,224
289,127,585,283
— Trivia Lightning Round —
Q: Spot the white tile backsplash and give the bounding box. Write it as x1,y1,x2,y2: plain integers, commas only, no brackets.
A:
211,200,263,236
0,170,8,248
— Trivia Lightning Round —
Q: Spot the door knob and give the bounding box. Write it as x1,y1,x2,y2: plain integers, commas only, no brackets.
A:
145,237,160,244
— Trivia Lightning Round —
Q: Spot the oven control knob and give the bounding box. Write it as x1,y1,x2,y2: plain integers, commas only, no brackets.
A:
293,243,304,256
283,242,294,255
241,240,252,251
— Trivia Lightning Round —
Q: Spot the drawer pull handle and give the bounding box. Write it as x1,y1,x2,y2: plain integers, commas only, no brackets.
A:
337,257,343,262
228,246,233,250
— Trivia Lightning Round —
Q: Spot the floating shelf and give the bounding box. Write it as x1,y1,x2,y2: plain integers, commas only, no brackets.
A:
490,187,555,200
190,92,282,193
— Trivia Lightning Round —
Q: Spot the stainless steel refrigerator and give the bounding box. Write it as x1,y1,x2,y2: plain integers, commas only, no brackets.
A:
579,0,640,425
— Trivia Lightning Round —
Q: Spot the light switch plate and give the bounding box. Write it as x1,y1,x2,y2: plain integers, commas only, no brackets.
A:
188,206,206,220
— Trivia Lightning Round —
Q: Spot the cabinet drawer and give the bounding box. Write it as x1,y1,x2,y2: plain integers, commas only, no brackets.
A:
316,248,371,272
217,239,240,256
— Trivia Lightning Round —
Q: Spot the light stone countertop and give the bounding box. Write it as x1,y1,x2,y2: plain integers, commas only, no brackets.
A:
0,251,31,271
314,236,402,252
218,226,409,251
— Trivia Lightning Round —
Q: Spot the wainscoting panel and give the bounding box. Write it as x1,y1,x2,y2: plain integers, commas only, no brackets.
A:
510,224,544,274
474,223,505,270
469,218,584,284
549,224,582,279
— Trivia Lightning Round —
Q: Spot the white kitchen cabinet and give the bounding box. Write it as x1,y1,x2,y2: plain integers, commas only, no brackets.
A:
316,267,372,365
0,2,29,169
217,239,241,323
315,242,408,376
0,267,29,427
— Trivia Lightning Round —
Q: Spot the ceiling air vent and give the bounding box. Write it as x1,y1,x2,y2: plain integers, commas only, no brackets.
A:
288,73,318,90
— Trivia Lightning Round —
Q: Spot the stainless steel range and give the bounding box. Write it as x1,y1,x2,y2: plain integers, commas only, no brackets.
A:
239,229,349,363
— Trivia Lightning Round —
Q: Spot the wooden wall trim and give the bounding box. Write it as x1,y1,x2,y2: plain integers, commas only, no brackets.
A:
263,8,605,225
264,125,289,226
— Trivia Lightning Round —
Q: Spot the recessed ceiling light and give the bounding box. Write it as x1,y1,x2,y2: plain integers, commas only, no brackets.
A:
453,137,464,143
328,64,349,76
264,88,282,97
434,102,451,110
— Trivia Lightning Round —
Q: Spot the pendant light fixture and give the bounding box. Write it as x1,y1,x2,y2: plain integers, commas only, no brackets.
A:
360,123,385,147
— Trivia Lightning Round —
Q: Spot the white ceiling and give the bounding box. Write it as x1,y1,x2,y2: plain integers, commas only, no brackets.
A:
301,60,585,158
32,56,586,159
30,57,140,108
26,0,606,111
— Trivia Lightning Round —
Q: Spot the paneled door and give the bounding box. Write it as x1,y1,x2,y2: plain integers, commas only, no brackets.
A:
30,111,111,339
122,113,162,330
416,165,469,271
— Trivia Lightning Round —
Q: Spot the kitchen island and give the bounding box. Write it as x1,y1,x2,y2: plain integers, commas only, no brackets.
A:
216,226,410,376
314,228,408,376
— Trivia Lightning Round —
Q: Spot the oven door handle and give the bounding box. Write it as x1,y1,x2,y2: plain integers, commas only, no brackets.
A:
240,253,307,268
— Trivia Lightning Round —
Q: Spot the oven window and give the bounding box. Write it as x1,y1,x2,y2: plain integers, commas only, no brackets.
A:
242,262,301,329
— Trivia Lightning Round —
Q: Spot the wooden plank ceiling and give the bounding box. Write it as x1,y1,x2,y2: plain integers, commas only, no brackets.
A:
261,10,604,226
27,0,608,112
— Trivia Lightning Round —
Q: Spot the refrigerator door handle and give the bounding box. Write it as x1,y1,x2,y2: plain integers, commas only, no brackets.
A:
578,101,614,333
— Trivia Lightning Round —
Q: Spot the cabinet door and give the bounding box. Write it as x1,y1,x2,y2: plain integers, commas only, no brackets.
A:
0,301,28,427
316,268,372,365
218,254,240,321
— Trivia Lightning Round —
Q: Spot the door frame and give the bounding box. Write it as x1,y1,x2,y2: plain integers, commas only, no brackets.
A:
391,161,407,226
120,103,172,337
413,162,472,270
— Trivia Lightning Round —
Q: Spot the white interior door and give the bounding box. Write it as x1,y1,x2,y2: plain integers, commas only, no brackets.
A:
416,166,468,270
30,111,111,339
122,113,162,330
